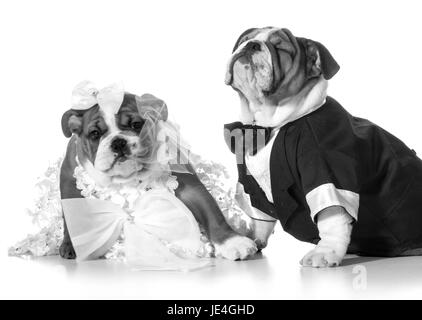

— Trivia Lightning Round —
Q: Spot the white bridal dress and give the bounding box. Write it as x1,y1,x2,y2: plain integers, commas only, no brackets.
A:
60,113,215,271
62,154,212,271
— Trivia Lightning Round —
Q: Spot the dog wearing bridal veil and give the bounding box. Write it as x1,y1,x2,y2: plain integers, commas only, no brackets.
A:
56,81,258,270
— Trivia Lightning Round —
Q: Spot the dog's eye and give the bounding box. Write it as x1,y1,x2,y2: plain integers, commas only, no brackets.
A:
89,130,101,140
131,121,143,132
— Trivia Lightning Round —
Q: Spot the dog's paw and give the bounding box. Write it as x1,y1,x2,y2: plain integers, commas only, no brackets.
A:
300,247,343,268
59,240,76,259
254,239,268,251
214,235,258,260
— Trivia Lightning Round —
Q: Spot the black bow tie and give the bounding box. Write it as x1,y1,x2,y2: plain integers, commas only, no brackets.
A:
224,122,273,157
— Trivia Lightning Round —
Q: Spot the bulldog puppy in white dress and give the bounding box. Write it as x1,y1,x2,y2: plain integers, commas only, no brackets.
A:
59,82,257,270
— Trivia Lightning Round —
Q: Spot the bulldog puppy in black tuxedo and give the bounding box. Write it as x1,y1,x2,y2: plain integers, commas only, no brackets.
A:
59,87,257,260
224,27,422,267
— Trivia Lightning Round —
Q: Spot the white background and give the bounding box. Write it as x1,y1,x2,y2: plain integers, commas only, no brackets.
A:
1,0,422,299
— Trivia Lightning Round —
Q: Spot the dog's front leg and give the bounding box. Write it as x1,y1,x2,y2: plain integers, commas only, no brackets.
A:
59,218,76,259
234,183,276,250
173,169,257,260
300,206,353,267
59,138,80,259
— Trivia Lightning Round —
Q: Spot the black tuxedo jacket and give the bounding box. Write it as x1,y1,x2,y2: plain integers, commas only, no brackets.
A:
225,97,422,256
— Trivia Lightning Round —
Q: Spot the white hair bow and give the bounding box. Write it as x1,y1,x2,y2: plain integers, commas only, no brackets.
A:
71,80,125,114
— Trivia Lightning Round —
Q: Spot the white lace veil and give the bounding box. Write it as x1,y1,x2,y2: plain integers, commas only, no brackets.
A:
134,94,196,176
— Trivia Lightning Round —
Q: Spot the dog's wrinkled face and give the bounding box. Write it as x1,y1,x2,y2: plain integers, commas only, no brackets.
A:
225,27,339,107
62,93,167,180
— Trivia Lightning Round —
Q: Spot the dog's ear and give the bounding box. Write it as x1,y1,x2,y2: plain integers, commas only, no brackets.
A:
232,28,259,53
61,109,85,138
136,93,168,122
297,37,340,80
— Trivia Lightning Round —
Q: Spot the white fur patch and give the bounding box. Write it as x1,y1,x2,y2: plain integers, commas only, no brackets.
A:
214,235,257,260
301,208,353,267
242,77,329,127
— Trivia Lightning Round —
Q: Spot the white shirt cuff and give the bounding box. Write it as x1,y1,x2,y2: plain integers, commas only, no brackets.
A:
305,183,359,222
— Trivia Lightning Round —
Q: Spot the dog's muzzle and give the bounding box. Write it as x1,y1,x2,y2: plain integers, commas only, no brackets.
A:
225,40,262,85
225,40,280,95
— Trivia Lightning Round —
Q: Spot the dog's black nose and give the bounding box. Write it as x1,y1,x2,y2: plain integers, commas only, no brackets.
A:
245,41,261,52
111,137,128,154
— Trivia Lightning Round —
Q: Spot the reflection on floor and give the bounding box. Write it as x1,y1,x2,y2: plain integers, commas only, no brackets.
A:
2,225,422,299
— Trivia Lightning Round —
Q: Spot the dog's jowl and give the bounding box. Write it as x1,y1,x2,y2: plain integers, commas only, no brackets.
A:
224,27,422,267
